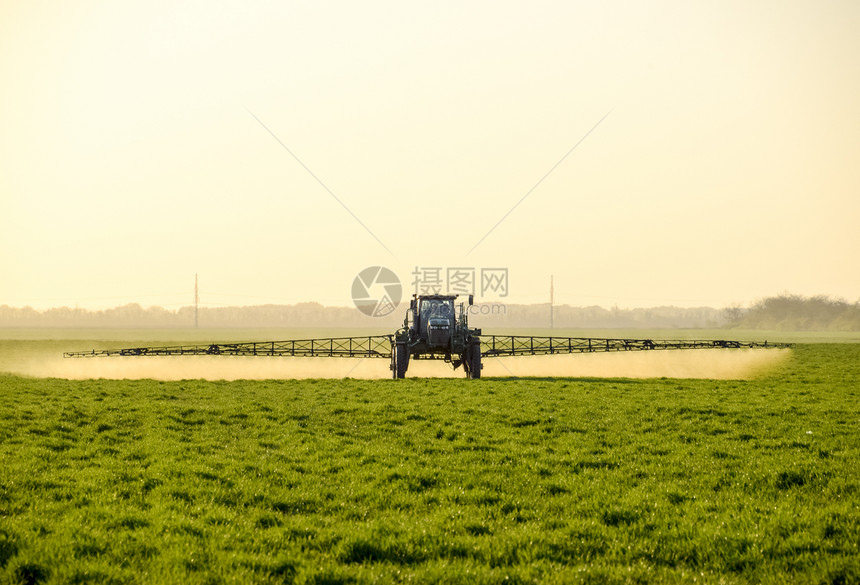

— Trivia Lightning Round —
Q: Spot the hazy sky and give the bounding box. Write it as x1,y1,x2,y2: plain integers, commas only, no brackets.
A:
2,0,858,310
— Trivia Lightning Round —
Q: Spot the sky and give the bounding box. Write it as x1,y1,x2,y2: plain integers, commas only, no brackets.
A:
1,0,858,311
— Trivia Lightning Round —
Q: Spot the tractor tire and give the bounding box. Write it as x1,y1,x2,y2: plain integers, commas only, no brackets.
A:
393,343,409,379
467,342,482,379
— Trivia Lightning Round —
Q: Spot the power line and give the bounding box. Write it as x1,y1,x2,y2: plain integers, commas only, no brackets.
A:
194,274,199,329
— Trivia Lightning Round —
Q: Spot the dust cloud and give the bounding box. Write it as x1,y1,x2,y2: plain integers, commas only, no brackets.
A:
479,348,791,379
8,349,790,380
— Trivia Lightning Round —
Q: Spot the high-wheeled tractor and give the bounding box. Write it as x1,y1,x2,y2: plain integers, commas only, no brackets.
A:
391,294,483,379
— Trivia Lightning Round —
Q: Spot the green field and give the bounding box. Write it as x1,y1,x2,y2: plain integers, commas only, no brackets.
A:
1,337,859,584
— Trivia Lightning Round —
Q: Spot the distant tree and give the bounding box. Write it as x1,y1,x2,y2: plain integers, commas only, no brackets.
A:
728,294,860,331
722,304,745,325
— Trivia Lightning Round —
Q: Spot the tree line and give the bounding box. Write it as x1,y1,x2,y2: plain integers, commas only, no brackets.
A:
1,295,856,330
723,294,860,331
0,301,724,329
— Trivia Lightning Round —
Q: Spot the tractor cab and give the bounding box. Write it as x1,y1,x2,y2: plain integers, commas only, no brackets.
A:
416,296,455,348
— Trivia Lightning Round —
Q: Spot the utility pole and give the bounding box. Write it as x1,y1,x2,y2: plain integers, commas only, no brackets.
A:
550,274,554,329
194,274,199,329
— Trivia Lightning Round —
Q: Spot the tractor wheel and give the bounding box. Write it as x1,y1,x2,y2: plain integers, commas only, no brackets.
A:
393,343,409,379
467,342,482,379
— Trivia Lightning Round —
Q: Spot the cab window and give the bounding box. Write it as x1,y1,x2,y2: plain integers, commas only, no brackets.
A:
421,299,452,317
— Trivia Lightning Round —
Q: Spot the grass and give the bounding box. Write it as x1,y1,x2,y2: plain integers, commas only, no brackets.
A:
0,343,858,583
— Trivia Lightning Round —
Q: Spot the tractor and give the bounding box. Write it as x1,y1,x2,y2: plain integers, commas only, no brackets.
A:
391,294,482,379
